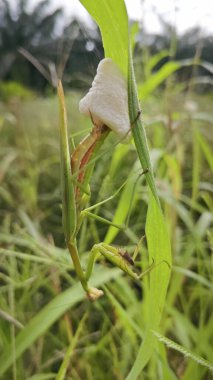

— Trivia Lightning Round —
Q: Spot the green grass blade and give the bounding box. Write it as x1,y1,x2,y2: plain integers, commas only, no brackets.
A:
147,50,170,72
79,0,128,76
128,47,159,204
56,313,87,380
27,374,56,380
57,81,76,242
126,196,171,379
138,61,180,99
0,268,120,377
192,127,201,203
104,286,143,339
196,130,213,171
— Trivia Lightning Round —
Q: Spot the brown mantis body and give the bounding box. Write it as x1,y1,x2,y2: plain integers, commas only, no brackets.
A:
118,249,135,266
71,123,110,211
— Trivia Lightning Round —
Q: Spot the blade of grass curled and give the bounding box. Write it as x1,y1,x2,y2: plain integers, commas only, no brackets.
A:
57,81,76,242
127,26,171,380
128,48,160,206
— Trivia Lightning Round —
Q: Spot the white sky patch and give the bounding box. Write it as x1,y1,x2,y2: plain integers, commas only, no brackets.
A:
49,0,213,35
11,0,213,35
141,0,213,35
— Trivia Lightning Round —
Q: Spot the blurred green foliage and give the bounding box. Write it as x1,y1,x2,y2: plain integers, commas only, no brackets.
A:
0,81,35,101
0,1,212,379
0,81,212,378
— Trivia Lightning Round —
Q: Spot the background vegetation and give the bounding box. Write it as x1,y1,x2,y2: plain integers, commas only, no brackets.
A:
0,0,212,379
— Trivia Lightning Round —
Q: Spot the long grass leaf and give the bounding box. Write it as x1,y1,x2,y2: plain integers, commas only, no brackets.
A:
196,130,213,171
58,81,76,242
138,61,180,99
126,196,171,379
56,313,87,380
128,46,159,203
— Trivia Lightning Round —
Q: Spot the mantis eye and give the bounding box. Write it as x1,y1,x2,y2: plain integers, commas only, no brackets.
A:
79,58,131,142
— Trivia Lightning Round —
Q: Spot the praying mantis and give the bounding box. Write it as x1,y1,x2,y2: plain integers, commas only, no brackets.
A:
57,59,164,301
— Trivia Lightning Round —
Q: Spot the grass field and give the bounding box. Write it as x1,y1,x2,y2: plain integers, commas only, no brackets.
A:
0,80,212,380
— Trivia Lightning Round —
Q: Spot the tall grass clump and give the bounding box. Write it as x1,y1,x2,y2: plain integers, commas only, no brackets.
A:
57,0,171,375
0,0,212,379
